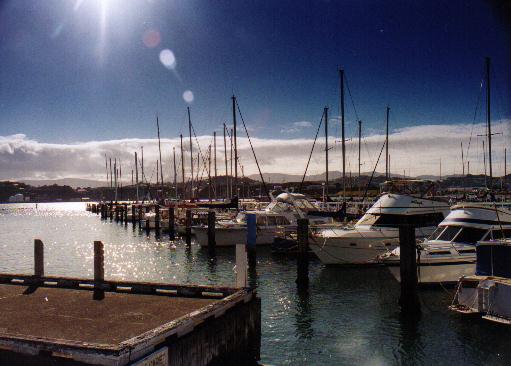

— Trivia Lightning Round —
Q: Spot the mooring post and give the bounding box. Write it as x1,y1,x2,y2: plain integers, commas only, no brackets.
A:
138,205,143,228
131,204,136,224
145,209,150,232
296,218,309,287
236,244,248,288
168,206,175,240
123,203,128,224
119,205,123,223
34,239,44,279
155,204,160,232
115,205,120,222
399,219,420,315
207,210,216,253
246,213,257,269
185,209,192,246
109,203,113,220
94,240,104,300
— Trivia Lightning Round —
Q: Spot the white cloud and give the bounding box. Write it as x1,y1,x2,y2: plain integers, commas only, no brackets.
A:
281,120,313,133
0,120,509,182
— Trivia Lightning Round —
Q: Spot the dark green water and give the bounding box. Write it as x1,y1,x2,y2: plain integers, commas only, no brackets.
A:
1,203,510,365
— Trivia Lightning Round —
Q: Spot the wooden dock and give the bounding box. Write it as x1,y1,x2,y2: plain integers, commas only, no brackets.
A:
0,239,260,366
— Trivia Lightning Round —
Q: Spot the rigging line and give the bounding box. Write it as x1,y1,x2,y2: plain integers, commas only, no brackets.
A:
344,73,360,122
299,109,325,192
235,99,271,200
362,139,387,201
465,72,485,166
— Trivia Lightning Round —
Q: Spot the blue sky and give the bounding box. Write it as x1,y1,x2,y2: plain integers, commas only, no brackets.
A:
1,0,510,141
0,0,510,180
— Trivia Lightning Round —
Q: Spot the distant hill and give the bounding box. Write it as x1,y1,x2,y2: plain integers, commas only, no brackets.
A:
248,171,390,183
20,178,105,188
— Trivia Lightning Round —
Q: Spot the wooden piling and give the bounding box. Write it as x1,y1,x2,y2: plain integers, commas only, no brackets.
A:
246,213,257,269
168,206,175,240
155,205,160,232
207,210,216,252
236,244,248,288
123,203,128,224
109,203,113,220
93,241,104,300
131,204,136,224
138,205,143,228
296,218,309,287
185,209,192,246
399,220,420,315
115,206,119,222
34,239,44,279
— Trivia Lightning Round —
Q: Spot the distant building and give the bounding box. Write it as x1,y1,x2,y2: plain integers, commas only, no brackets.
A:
8,193,24,203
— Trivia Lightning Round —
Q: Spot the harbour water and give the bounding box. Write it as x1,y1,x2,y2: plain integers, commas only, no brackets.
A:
1,203,510,365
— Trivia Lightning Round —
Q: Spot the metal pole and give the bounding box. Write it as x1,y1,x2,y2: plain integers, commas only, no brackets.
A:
324,106,329,198
486,57,493,189
232,95,238,197
358,120,362,193
180,134,185,200
340,69,346,196
214,131,217,199
386,106,390,180
223,124,228,198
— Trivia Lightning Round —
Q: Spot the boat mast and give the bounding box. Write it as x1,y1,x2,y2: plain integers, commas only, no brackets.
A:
180,134,185,200
187,107,194,200
173,146,177,199
230,128,234,198
385,106,390,181
214,131,217,199
324,106,329,198
358,120,362,193
223,124,228,198
135,152,139,202
339,69,346,197
486,57,493,189
483,139,487,188
232,95,238,197
208,144,212,202
156,114,164,194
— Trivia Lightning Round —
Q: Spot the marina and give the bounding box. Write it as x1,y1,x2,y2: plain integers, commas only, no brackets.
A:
1,202,511,364
1,0,511,364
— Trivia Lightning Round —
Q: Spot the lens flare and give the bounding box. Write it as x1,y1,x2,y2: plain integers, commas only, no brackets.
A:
159,49,176,69
143,29,161,48
183,90,194,103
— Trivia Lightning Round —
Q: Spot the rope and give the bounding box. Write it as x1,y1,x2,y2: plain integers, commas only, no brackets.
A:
299,109,325,191
362,140,387,201
235,99,271,200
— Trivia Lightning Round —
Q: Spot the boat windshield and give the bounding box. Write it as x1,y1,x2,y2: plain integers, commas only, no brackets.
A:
266,201,288,213
490,229,511,240
452,227,488,244
293,199,317,210
436,226,461,242
356,212,444,228
428,226,445,240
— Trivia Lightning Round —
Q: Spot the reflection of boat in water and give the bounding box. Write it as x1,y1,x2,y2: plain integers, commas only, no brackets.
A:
310,180,450,265
380,203,511,284
194,193,335,247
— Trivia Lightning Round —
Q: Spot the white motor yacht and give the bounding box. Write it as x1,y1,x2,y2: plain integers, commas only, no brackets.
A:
194,193,334,247
310,180,450,265
380,203,511,284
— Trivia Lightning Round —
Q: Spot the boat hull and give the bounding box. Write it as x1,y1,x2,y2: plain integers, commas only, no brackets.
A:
194,226,277,247
310,234,400,265
387,261,475,285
